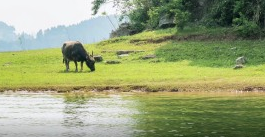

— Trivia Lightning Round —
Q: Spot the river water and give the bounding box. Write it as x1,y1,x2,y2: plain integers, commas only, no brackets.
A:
1,91,265,137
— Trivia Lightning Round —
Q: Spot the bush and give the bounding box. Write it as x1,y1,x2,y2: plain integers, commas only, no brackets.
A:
174,9,190,30
233,15,261,38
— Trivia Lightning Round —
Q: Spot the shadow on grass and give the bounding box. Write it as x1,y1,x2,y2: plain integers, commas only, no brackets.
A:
58,70,94,73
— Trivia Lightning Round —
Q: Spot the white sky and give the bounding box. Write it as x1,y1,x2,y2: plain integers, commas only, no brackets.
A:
0,0,117,35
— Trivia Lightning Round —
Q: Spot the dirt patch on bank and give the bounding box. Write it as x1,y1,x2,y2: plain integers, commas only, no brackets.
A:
129,33,239,45
1,85,265,93
241,87,265,92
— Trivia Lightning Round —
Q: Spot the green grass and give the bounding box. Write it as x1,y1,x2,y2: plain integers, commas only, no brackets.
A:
156,40,265,67
1,28,265,91
178,26,232,36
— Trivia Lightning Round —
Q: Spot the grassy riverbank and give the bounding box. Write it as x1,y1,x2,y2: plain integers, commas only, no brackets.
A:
1,28,265,92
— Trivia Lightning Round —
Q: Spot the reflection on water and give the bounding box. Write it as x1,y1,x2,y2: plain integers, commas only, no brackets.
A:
0,92,138,137
0,93,65,137
62,93,90,128
61,93,139,137
1,92,265,137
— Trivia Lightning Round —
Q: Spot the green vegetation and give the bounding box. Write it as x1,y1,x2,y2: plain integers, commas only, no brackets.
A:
92,0,265,37
156,41,265,67
1,28,265,91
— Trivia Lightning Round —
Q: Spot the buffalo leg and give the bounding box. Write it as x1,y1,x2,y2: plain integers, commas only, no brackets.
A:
65,59,69,72
80,61,84,72
67,60,70,71
74,61,78,72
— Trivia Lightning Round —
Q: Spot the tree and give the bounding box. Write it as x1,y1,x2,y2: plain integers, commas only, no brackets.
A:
92,0,265,37
92,0,131,15
91,0,191,32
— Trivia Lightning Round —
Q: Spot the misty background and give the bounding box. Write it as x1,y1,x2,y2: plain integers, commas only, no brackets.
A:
0,15,120,52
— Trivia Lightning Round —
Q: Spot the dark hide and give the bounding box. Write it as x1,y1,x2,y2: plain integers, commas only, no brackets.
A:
62,41,95,72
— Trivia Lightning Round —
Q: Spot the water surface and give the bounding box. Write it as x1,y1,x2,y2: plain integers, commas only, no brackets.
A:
1,91,265,137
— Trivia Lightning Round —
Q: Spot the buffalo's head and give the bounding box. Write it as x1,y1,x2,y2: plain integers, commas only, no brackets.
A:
86,51,95,71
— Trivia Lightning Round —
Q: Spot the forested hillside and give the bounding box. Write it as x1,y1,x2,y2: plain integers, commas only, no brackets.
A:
0,15,119,51
93,0,265,38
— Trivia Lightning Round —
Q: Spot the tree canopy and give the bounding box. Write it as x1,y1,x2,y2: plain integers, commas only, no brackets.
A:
92,0,265,37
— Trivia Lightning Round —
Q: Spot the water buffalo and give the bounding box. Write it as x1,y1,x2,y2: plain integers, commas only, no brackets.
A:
62,41,95,72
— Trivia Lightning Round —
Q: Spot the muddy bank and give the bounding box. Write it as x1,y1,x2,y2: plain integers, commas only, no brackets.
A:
1,84,265,93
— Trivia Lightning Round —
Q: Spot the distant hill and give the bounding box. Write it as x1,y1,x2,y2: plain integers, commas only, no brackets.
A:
0,15,120,52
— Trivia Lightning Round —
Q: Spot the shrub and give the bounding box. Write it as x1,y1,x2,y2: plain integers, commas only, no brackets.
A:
233,15,261,38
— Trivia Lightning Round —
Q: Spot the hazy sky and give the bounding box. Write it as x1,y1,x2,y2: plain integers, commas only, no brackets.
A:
0,0,117,34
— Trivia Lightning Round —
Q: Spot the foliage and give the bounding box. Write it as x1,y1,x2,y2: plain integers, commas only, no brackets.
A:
205,0,235,26
157,0,190,30
92,0,265,38
92,0,191,32
91,0,106,15
127,6,149,32
92,0,132,15
233,14,261,38
202,0,265,37
146,7,160,29
174,9,190,30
